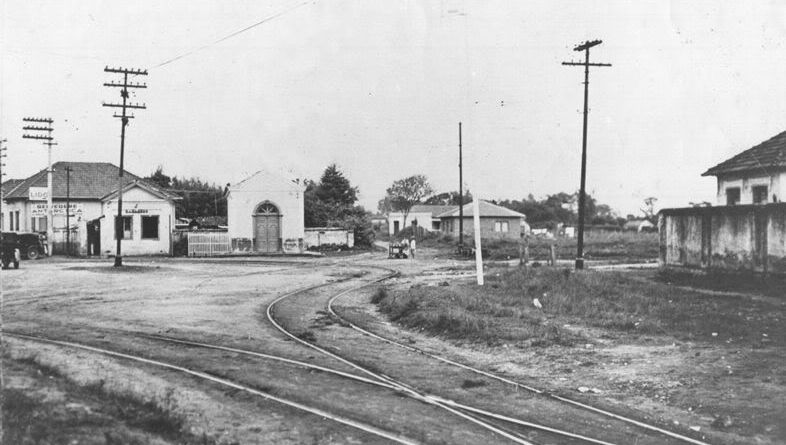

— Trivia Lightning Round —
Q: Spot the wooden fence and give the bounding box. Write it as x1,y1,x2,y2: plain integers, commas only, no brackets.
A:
186,231,231,256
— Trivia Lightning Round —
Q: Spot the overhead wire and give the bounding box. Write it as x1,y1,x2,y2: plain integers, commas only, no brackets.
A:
154,0,315,69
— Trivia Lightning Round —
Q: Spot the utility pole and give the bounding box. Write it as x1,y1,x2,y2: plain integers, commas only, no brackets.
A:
22,117,56,256
562,40,611,270
0,139,7,236
458,122,464,249
65,166,72,256
103,66,147,267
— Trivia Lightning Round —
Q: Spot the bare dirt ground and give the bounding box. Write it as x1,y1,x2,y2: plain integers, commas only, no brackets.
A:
334,247,785,445
1,252,782,444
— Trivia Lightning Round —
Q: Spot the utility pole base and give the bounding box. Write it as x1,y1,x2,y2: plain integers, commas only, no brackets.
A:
114,256,123,267
575,258,584,270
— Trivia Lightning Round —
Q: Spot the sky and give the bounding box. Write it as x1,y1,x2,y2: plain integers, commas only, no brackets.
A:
3,1,786,216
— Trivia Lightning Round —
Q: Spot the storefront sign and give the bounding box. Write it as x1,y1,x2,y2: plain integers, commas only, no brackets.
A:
31,202,83,216
124,208,150,214
29,187,48,201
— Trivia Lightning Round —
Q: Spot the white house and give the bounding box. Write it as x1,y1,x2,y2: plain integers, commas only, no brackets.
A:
703,130,786,205
388,204,456,235
2,162,178,256
227,169,305,253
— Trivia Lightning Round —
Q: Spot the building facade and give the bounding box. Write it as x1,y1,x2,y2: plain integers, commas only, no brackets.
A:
703,130,786,205
227,169,305,253
388,205,456,235
439,200,525,240
1,162,178,256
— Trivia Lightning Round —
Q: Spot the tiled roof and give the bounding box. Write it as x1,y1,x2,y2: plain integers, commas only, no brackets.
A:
1,179,25,195
703,130,786,176
438,200,526,218
4,162,177,201
409,204,458,217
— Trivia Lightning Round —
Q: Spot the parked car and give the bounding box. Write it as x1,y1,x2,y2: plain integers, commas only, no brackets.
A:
1,233,21,269
1,232,47,259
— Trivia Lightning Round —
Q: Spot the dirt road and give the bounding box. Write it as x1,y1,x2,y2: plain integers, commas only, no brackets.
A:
0,254,733,444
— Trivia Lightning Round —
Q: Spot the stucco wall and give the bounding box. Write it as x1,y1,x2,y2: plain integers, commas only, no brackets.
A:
716,172,786,205
304,228,354,248
388,211,437,235
100,188,175,256
660,203,786,273
227,171,304,253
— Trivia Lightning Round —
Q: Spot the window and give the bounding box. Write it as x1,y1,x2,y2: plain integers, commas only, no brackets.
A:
114,216,133,240
726,187,741,206
752,185,768,204
14,211,20,232
141,216,159,239
8,212,12,231
494,221,509,232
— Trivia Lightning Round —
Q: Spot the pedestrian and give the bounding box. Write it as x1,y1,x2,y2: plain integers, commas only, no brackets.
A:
409,237,416,259
400,238,409,259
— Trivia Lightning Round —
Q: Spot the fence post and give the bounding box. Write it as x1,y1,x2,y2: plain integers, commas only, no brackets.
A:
549,243,556,266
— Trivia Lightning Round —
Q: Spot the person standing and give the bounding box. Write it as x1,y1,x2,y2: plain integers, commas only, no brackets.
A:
409,237,416,259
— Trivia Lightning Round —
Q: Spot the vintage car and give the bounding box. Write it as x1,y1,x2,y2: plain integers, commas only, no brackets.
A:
1,233,22,269
2,232,47,259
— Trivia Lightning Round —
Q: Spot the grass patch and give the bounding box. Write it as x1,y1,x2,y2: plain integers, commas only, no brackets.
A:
373,268,786,347
460,379,487,389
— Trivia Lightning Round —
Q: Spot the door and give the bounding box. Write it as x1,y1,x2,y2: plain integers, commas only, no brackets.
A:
87,219,101,256
393,221,400,234
253,202,281,253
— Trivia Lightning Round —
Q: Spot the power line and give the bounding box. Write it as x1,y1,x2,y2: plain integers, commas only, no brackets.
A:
155,0,314,69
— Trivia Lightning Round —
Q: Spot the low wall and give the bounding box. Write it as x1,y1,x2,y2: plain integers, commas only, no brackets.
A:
304,228,354,248
659,203,786,273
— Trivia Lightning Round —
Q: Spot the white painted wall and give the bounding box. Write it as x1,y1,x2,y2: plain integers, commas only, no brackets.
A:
100,187,175,256
227,170,305,253
387,211,438,235
716,173,785,205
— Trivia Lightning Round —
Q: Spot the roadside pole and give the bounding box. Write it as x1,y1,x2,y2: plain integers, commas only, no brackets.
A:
473,198,484,286
65,166,72,256
22,118,56,256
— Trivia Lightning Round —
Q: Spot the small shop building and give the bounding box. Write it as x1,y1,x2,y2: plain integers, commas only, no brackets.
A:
1,161,178,256
226,169,305,253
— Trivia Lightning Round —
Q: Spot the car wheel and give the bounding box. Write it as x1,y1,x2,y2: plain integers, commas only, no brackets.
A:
26,245,39,260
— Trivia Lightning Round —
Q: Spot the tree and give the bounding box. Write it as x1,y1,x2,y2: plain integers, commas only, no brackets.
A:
385,175,434,229
315,164,358,208
144,168,226,218
423,190,471,206
641,197,658,224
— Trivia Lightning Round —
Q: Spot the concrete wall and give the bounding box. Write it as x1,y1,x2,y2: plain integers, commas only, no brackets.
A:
441,216,522,240
304,228,354,248
660,203,786,273
227,170,304,253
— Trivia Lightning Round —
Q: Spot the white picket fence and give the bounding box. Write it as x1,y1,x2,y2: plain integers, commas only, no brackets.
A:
187,231,231,256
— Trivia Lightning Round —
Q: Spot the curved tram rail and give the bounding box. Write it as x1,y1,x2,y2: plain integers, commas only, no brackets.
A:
267,271,626,445
5,331,420,445
325,264,712,445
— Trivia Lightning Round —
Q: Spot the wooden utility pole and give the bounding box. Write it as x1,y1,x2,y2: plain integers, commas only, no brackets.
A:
562,40,611,270
65,166,72,256
458,122,464,249
22,117,56,255
103,66,147,267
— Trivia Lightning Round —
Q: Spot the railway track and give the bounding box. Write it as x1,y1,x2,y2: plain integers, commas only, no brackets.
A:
323,263,713,445
3,258,714,444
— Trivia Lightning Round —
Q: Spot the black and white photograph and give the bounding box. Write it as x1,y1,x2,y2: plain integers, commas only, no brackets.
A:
1,1,784,444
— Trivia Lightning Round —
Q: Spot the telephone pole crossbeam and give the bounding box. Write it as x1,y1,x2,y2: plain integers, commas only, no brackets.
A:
22,117,56,256
562,39,611,270
102,66,148,267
